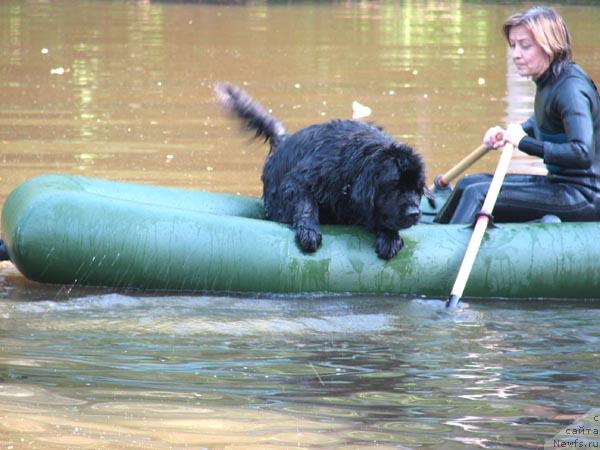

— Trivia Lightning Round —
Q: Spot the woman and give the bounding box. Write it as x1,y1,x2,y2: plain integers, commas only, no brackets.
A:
436,6,600,224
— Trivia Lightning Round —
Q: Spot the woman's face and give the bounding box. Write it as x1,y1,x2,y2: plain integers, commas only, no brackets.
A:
508,25,551,80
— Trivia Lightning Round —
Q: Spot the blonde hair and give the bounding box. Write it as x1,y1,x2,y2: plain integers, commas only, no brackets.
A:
503,7,572,77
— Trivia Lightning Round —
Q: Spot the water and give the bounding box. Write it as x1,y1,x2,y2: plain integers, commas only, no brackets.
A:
1,292,599,448
1,1,600,448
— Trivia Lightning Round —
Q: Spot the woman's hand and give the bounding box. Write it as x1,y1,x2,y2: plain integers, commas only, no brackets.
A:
484,124,526,149
504,123,527,147
483,126,505,149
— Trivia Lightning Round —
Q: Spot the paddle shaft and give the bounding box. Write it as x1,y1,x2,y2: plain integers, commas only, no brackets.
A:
446,143,514,307
429,144,490,191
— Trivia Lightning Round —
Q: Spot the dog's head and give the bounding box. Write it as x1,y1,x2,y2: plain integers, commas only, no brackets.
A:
351,142,426,231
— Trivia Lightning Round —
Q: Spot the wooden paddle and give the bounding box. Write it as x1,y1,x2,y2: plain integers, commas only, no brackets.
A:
446,142,514,308
429,144,490,192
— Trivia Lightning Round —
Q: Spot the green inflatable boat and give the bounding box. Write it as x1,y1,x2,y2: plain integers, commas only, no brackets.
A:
1,174,599,299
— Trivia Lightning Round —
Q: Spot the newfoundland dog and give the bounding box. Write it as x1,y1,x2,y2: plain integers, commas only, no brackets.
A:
215,83,427,260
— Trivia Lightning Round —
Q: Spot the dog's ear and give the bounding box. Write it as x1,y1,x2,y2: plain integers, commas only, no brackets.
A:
394,146,427,191
351,156,378,217
351,151,402,215
395,146,424,176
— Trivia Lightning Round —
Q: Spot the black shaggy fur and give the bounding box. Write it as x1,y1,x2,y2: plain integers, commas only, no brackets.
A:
215,83,427,260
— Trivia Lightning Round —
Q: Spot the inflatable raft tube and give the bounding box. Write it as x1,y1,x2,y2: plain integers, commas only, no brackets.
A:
2,174,600,299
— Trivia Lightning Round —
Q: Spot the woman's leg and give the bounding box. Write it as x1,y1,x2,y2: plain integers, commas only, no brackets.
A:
493,179,599,223
434,174,493,224
439,174,598,224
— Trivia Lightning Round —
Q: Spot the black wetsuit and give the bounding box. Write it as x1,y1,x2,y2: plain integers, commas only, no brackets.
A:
436,62,600,224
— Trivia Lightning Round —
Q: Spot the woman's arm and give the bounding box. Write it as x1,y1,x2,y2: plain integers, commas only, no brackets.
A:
521,115,536,137
519,78,595,168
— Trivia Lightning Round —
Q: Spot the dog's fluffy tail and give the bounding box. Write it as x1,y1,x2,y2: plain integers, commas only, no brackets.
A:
214,82,287,149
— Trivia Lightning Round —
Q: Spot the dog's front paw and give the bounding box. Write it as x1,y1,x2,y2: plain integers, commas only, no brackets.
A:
295,226,322,253
376,233,404,260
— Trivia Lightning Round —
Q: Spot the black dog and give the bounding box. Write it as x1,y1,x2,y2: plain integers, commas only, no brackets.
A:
215,83,426,260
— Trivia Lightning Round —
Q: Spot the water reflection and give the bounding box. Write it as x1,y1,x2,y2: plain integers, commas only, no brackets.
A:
0,0,542,200
1,293,599,447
